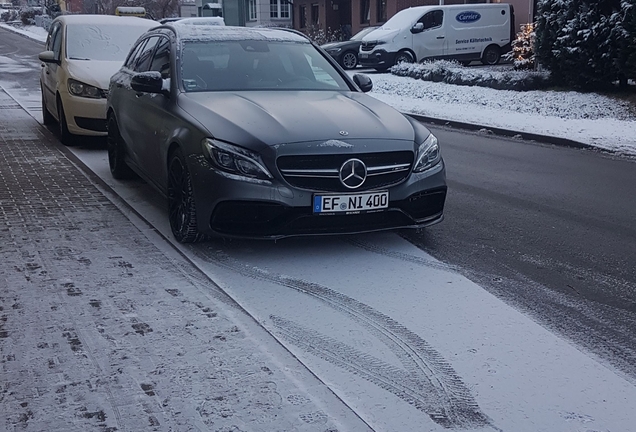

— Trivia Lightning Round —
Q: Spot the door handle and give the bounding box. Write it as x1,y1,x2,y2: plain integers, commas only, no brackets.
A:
436,36,445,39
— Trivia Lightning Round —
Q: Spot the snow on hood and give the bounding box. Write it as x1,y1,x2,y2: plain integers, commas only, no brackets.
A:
66,60,125,90
362,28,400,42
179,90,415,149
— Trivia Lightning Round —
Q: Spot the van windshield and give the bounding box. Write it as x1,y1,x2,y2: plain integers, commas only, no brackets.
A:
379,8,420,30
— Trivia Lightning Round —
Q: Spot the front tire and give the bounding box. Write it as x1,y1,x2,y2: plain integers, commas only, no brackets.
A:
168,148,203,243
341,51,358,70
395,50,415,65
41,90,54,125
481,45,501,65
107,114,135,180
56,97,74,146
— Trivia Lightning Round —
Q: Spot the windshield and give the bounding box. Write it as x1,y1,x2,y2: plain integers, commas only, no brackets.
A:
180,40,351,92
66,24,152,61
350,26,378,41
380,9,419,31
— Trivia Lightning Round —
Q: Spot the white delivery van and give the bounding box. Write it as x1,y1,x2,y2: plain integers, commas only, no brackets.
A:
359,3,514,70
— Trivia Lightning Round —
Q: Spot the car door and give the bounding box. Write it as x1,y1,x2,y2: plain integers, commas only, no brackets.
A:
116,36,159,177
134,36,173,186
41,21,62,118
413,10,447,61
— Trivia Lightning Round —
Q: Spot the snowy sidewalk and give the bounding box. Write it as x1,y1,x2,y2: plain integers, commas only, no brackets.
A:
0,90,370,431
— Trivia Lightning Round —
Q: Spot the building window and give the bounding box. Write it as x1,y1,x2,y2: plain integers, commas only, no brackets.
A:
270,0,290,19
360,0,370,24
311,3,319,25
376,0,387,22
299,5,307,28
248,0,257,20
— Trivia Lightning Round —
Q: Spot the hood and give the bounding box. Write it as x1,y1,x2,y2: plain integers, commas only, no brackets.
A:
362,28,400,43
321,40,358,50
66,59,124,90
179,91,415,150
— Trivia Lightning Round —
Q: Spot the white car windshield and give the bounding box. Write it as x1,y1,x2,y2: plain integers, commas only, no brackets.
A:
66,24,152,61
379,9,418,30
181,40,351,92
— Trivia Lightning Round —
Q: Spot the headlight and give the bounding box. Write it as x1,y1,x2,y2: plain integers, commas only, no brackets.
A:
327,47,342,53
413,133,441,173
68,78,102,99
202,138,272,180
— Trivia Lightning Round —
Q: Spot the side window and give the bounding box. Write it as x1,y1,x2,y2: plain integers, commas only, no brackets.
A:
419,10,443,30
124,40,146,70
134,37,159,72
149,37,171,79
51,23,63,60
45,22,59,50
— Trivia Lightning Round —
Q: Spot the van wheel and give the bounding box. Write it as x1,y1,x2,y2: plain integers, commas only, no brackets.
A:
395,50,414,65
341,51,358,69
481,45,501,65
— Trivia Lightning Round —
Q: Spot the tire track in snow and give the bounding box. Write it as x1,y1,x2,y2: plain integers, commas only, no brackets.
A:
271,315,470,427
201,247,492,429
342,237,459,273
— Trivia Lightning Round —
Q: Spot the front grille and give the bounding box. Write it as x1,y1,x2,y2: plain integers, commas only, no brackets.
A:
361,42,378,52
277,151,413,192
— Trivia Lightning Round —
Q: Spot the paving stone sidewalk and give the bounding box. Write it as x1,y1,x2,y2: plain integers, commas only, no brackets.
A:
0,89,371,432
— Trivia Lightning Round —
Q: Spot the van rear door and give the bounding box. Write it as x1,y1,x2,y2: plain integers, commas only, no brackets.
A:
413,9,447,61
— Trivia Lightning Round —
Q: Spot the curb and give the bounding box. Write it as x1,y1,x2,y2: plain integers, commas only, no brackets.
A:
406,113,597,151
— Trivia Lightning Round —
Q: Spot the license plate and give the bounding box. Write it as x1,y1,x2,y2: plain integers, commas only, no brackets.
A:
359,53,369,59
313,191,389,214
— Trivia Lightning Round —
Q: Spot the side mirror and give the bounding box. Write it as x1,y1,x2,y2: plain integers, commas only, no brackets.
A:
131,71,166,94
38,51,59,64
410,22,424,34
353,73,373,93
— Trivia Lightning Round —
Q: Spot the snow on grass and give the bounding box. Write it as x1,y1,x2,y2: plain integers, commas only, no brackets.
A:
0,22,48,42
365,72,636,156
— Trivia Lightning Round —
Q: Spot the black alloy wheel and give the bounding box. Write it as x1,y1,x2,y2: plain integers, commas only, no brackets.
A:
395,50,415,65
481,45,501,65
107,115,135,180
168,149,203,243
341,51,358,70
41,90,54,125
56,98,74,146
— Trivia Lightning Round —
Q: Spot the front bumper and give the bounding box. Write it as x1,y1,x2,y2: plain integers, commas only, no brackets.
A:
358,50,397,69
60,91,107,136
189,155,447,239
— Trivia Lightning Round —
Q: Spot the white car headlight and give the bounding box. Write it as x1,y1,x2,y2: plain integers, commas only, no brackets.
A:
68,78,102,99
413,133,441,173
203,138,272,180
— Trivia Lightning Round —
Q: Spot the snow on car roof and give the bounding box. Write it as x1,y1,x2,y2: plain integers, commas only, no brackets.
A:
54,14,157,28
172,24,309,43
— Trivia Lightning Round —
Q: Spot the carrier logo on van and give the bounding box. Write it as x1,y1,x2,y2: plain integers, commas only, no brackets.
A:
456,11,481,23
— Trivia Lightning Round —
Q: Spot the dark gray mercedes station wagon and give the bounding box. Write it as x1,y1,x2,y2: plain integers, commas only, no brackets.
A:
107,24,446,242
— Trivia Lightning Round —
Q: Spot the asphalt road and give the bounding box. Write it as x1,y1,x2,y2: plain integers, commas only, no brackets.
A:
403,128,636,378
3,26,636,379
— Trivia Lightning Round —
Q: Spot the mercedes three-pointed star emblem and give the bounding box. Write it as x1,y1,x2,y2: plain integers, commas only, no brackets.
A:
339,158,367,189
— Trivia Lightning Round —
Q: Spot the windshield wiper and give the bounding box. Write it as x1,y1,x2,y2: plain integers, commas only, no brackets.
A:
69,57,91,60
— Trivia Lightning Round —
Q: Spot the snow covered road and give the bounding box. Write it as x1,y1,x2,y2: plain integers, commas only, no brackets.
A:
69,147,636,432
